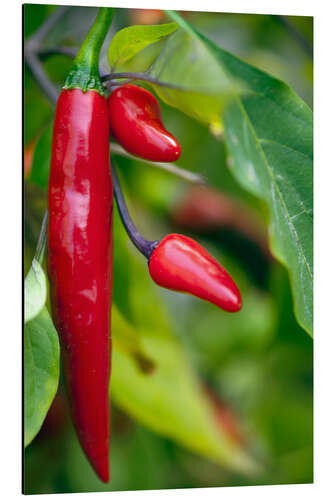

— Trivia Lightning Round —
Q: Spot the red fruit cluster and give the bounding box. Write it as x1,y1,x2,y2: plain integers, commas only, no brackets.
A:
46,8,242,485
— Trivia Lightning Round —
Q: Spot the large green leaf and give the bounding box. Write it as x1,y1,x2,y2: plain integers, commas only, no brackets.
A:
156,11,312,336
111,333,257,475
24,307,60,447
108,22,178,70
24,259,47,323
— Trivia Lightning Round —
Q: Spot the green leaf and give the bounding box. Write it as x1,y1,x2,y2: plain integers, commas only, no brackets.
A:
110,256,260,476
24,259,47,323
24,307,60,447
108,23,178,70
144,29,240,128
29,124,53,189
164,11,313,336
111,335,258,475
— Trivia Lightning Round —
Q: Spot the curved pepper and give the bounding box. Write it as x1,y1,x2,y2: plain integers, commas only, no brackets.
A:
108,84,181,162
148,234,242,312
48,8,113,483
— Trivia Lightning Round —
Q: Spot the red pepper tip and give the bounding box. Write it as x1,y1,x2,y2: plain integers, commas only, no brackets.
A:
91,455,110,483
226,288,242,313
172,140,182,161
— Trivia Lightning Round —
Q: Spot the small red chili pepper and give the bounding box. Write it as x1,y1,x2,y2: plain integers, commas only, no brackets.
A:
111,161,242,313
108,84,181,162
148,234,242,312
48,8,114,483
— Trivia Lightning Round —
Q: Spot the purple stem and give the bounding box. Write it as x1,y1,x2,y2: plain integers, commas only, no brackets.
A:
110,158,158,260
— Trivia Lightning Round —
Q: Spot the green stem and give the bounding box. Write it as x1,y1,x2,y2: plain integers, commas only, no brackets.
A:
34,209,48,264
63,7,114,95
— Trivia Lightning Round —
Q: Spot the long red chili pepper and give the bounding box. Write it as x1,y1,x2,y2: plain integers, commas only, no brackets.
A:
111,160,242,312
108,84,181,162
47,8,114,482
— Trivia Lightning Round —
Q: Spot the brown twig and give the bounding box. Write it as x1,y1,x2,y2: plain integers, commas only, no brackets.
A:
102,72,186,91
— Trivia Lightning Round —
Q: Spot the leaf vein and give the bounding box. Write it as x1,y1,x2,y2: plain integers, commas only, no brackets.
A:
235,97,313,284
259,137,312,161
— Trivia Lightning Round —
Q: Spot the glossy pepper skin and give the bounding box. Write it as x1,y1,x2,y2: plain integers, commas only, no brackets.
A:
148,234,242,312
48,88,112,483
108,84,181,162
47,8,113,483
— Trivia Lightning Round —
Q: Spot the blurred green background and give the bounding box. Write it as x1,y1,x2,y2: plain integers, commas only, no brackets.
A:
24,5,313,494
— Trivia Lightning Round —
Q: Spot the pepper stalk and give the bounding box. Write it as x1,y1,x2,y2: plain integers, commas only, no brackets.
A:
63,7,113,94
111,157,158,259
